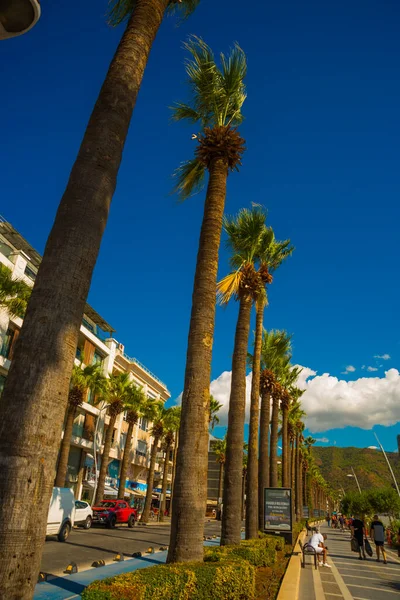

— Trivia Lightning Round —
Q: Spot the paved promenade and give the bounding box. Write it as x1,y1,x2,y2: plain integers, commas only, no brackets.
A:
299,524,400,600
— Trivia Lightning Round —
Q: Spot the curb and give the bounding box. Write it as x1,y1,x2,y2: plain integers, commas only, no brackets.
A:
277,520,323,600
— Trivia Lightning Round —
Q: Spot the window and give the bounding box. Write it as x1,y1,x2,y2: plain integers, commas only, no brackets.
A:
92,351,103,366
139,418,148,431
0,327,16,359
75,500,88,509
72,413,85,438
0,242,13,259
120,432,127,451
24,265,37,281
136,440,147,457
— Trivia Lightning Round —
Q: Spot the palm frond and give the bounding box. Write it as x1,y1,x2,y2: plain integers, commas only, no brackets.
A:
108,0,200,27
171,102,201,123
172,157,206,201
167,0,201,20
216,270,243,305
219,43,247,126
107,0,136,26
172,36,246,129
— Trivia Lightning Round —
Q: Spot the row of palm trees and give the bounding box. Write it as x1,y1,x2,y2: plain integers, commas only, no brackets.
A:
0,0,333,594
54,364,181,523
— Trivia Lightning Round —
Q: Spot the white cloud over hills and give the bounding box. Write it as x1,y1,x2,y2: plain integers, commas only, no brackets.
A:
179,366,400,434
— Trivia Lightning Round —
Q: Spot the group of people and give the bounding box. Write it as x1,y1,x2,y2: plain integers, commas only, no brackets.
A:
306,513,389,567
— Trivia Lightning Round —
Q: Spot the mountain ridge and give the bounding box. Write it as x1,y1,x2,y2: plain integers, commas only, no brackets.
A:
311,446,400,493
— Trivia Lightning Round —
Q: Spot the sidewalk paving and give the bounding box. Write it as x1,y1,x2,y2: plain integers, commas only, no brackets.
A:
299,523,400,600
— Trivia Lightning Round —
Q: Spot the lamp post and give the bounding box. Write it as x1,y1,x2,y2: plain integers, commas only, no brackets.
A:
373,432,400,498
346,467,361,494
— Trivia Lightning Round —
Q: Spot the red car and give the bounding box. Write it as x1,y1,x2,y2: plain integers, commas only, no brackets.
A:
92,500,137,528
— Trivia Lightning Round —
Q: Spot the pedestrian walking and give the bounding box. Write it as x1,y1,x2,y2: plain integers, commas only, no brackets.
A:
370,514,387,564
351,515,367,560
326,513,331,527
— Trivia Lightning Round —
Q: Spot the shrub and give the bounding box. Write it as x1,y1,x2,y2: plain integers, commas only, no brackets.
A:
81,559,255,600
204,538,277,568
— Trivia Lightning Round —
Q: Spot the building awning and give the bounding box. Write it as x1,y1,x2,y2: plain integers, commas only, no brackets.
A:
125,488,145,497
82,481,118,497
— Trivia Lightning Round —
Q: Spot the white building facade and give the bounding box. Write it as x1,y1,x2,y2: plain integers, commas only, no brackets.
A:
0,216,171,509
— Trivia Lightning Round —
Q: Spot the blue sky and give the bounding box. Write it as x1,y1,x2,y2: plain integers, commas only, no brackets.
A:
2,0,400,451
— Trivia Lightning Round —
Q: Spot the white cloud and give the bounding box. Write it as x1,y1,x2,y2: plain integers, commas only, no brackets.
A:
176,364,400,434
361,365,366,370
368,446,378,450
375,354,391,360
367,366,378,372
315,437,329,443
341,365,356,374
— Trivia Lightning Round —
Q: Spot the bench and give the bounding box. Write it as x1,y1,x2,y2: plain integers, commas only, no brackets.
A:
299,539,319,569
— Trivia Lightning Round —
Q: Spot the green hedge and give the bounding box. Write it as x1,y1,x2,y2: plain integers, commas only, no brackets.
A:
81,559,255,600
204,537,279,567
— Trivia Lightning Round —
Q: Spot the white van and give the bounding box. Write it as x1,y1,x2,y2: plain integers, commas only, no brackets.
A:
46,487,75,542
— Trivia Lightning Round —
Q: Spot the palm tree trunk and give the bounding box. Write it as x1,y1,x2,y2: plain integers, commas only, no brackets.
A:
169,430,179,514
118,419,135,499
167,158,229,563
299,458,303,519
269,393,279,487
281,405,289,487
246,302,263,539
95,413,117,505
142,435,160,523
221,296,253,546
218,462,224,518
241,472,246,521
54,404,76,487
291,439,296,518
159,441,171,522
0,2,170,596
295,432,300,520
258,388,270,530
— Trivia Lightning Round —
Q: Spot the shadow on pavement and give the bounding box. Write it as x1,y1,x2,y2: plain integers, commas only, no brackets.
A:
42,576,85,595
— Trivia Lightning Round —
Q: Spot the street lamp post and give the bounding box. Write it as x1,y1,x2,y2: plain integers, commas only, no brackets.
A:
347,467,361,493
373,432,400,498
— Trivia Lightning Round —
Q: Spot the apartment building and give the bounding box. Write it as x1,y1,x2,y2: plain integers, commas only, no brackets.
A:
0,216,171,508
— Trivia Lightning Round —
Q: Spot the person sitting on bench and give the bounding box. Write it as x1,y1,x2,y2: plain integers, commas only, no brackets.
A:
309,527,331,568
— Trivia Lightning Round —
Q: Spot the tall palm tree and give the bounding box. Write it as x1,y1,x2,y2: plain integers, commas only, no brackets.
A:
160,407,181,521
209,395,222,431
0,2,201,594
117,383,146,499
0,263,31,317
142,402,168,523
95,372,132,504
244,210,293,539
294,420,305,520
213,437,226,519
169,407,182,514
168,38,246,564
55,363,107,487
280,374,302,489
258,330,292,529
304,436,316,454
217,209,271,546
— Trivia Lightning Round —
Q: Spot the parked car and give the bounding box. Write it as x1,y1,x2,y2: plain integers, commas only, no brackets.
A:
74,500,93,529
46,487,75,542
92,500,137,528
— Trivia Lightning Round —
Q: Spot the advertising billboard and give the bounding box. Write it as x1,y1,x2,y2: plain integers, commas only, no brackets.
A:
264,488,292,532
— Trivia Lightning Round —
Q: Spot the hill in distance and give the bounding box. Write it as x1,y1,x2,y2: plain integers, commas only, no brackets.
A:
312,446,400,494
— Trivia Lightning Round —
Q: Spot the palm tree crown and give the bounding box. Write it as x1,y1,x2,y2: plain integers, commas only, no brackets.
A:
171,36,247,200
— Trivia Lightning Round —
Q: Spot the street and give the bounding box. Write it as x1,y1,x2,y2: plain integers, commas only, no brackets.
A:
41,520,222,576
